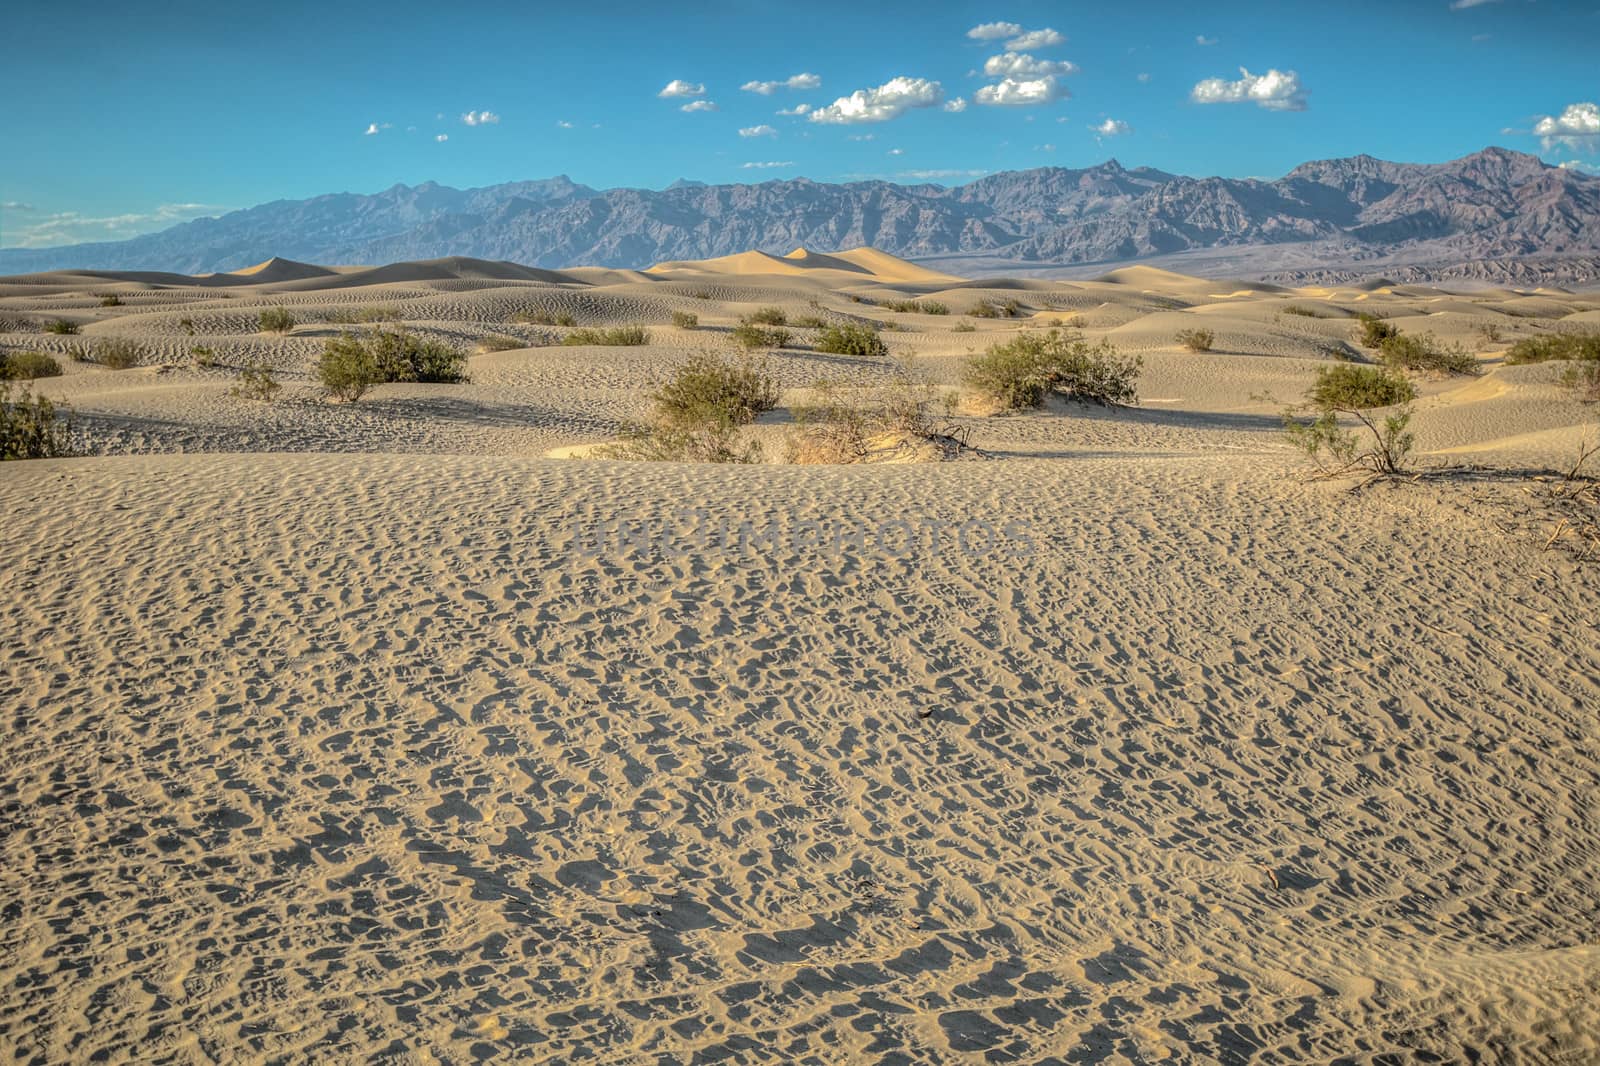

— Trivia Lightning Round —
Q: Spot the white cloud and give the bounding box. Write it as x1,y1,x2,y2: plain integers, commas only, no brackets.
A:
899,168,989,180
944,97,968,113
1035,143,1056,152
461,110,500,126
658,79,705,99
363,122,388,136
435,134,449,142
1137,72,1151,83
809,76,944,124
1,201,35,211
975,75,1067,107
984,52,1077,77
1190,67,1307,111
1093,118,1131,136
741,73,821,95
680,100,719,113
888,148,904,156
966,21,1022,40
777,103,811,116
4,202,226,249
556,120,575,129
1534,102,1600,151
1005,28,1064,51
849,133,876,141
740,161,795,169
1558,160,1600,175
1450,0,1498,8
1196,35,1218,46
739,124,778,138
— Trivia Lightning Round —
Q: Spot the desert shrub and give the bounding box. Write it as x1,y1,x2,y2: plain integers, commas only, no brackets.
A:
230,361,281,401
179,317,196,336
562,325,648,346
1503,330,1600,365
786,359,965,464
671,310,699,329
99,294,123,307
45,319,79,335
316,334,380,402
1561,361,1600,402
325,305,402,325
953,320,976,333
731,323,791,350
967,303,1000,319
689,290,713,301
1282,305,1323,318
601,416,763,463
882,299,951,315
965,329,1141,410
515,310,578,327
652,351,778,429
1477,321,1504,345
1355,312,1397,347
190,345,217,368
366,327,469,383
747,307,787,326
814,322,889,359
1,350,62,380
80,337,142,369
1176,327,1215,353
1284,364,1417,477
922,301,949,316
1,381,72,460
791,314,828,329
258,307,295,334
478,333,523,352
1378,332,1477,375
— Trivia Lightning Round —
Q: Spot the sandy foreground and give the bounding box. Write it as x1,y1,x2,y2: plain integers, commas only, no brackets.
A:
2,252,1599,1063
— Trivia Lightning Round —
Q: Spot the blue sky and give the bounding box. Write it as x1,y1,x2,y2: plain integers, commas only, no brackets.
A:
3,0,1597,248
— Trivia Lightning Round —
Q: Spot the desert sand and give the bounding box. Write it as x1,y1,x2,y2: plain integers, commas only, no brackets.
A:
2,250,1598,1063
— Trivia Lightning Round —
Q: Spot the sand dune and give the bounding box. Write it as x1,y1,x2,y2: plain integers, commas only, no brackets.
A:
2,254,1599,1063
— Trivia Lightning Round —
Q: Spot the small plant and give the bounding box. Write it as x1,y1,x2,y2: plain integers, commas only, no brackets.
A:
1,381,73,460
1,350,63,380
1378,332,1478,375
99,294,123,307
1281,305,1323,318
1283,363,1417,478
1176,327,1215,353
1561,360,1600,402
689,290,713,301
81,337,142,369
230,360,282,401
747,307,787,326
731,322,791,350
366,327,469,383
964,329,1141,411
968,303,1001,319
670,310,699,330
259,306,295,334
814,322,889,359
179,316,196,336
562,325,648,346
791,314,828,329
477,333,523,352
952,320,977,333
922,301,949,316
45,319,80,335
325,305,403,325
652,351,779,429
316,333,380,402
1503,329,1600,366
1477,321,1504,346
190,345,217,368
786,359,967,464
1355,312,1398,348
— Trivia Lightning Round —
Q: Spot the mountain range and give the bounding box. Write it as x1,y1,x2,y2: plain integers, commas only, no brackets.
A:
3,148,1597,285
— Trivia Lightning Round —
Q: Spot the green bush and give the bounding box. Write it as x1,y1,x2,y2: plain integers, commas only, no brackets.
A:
731,323,791,350
967,303,1000,319
953,320,976,333
316,334,380,402
652,351,779,429
45,319,79,335
259,307,295,334
366,327,469,383
1,350,63,380
1175,327,1215,353
791,314,828,329
80,337,142,369
1,381,72,460
1378,332,1477,375
1284,364,1417,477
99,294,123,307
230,360,282,401
1503,330,1600,365
786,359,964,464
477,333,523,352
1281,305,1324,318
747,307,787,326
964,329,1141,410
190,345,217,368
1355,312,1398,347
883,299,948,315
324,305,402,325
670,310,699,329
814,322,889,359
562,325,648,346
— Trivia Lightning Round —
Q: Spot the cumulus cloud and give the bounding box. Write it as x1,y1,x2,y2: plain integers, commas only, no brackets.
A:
1190,67,1307,111
740,161,795,169
1093,118,1131,136
777,103,811,116
984,52,1077,77
363,122,391,136
944,97,968,113
461,110,500,126
741,73,821,95
1005,28,1064,51
809,76,944,124
739,124,777,138
966,21,1022,40
556,120,575,129
1196,35,1218,46
436,134,449,142
658,79,705,99
975,75,1067,107
680,100,719,113
1534,102,1600,151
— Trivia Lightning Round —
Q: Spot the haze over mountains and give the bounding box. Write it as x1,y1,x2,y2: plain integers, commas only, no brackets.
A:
4,148,1597,285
